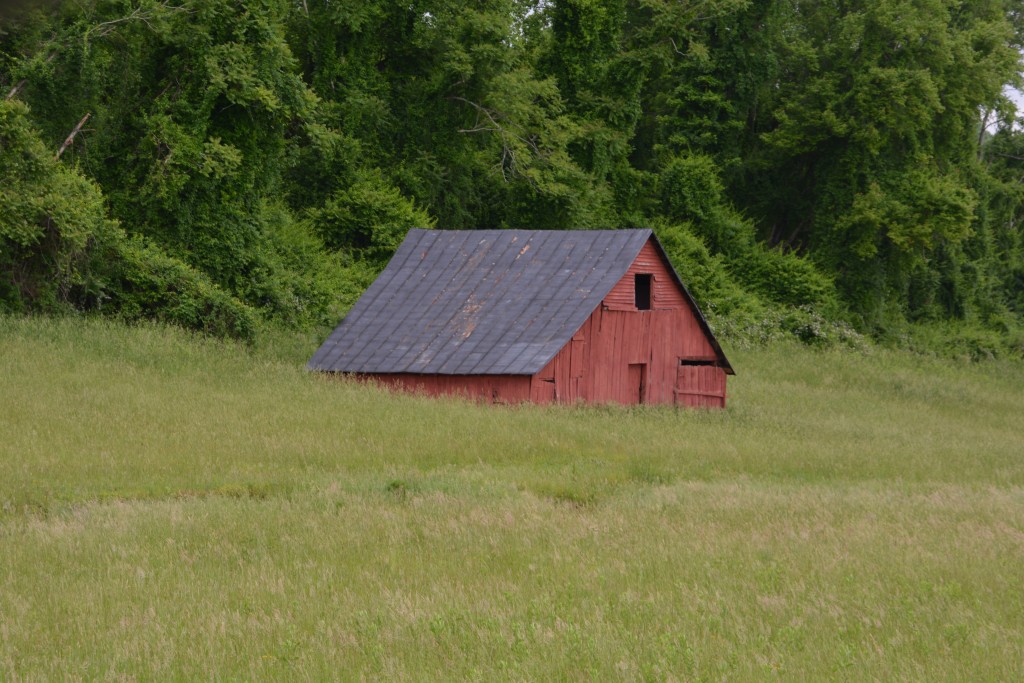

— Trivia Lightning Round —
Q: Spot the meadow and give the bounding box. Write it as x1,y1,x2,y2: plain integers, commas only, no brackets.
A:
1,316,1022,681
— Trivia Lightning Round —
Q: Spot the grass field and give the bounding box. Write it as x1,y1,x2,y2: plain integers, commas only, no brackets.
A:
1,315,1022,681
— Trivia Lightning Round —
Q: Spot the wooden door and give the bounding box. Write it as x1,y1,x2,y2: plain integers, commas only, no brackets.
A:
674,363,726,408
628,363,647,404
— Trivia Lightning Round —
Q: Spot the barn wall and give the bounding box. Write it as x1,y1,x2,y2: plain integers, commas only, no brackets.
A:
361,373,532,403
603,241,689,310
531,238,727,407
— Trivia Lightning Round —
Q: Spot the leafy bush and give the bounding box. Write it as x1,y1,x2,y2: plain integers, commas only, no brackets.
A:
900,321,1024,362
330,257,383,317
659,153,725,225
1,100,258,341
103,237,258,343
233,203,348,330
733,246,835,308
708,306,867,351
309,173,434,261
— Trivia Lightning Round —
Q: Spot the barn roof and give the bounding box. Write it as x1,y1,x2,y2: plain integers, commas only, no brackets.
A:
309,229,733,375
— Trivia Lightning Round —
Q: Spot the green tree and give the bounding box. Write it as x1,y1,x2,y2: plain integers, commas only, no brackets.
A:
0,99,257,339
743,0,1020,326
4,0,336,326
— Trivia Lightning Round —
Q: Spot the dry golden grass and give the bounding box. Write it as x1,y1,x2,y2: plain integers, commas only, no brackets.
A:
0,316,1022,680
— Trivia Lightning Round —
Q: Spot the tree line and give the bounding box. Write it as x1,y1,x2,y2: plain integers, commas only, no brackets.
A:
2,0,1022,354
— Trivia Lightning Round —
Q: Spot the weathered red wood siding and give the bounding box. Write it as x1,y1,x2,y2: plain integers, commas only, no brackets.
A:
529,239,727,407
357,238,726,407
675,365,727,408
362,373,532,403
603,241,689,311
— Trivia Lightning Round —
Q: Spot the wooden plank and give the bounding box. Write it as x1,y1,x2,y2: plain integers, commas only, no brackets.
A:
367,373,532,403
570,339,584,379
579,316,592,399
673,365,726,407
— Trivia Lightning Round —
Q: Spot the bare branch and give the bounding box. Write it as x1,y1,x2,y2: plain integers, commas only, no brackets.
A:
990,151,1024,162
87,2,192,39
55,113,91,160
5,80,27,101
448,95,546,186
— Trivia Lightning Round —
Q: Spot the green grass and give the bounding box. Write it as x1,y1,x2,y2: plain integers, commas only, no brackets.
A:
1,315,1022,680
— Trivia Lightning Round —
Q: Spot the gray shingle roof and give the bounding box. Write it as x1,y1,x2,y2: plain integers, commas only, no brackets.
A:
309,229,732,375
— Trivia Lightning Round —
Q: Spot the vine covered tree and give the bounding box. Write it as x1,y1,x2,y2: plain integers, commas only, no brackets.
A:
1,0,1022,353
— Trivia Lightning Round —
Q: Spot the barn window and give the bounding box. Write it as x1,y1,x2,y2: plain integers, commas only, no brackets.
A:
635,274,652,310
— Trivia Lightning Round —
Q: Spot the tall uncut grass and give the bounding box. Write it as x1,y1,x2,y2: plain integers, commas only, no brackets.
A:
1,315,1022,680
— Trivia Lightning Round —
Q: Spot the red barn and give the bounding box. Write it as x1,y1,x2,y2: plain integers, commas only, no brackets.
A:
309,229,734,406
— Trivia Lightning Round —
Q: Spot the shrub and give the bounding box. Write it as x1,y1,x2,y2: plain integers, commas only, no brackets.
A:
656,153,833,311
732,246,835,308
309,173,434,261
708,306,867,351
234,203,348,330
659,153,725,225
103,237,258,342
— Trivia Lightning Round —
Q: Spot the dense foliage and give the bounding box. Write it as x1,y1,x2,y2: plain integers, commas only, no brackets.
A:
2,0,1022,354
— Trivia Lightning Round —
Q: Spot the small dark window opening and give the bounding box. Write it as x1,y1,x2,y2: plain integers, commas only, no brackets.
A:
635,274,652,310
680,359,718,366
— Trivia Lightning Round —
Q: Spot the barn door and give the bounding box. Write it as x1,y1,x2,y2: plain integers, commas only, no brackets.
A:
628,363,647,404
674,362,726,408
